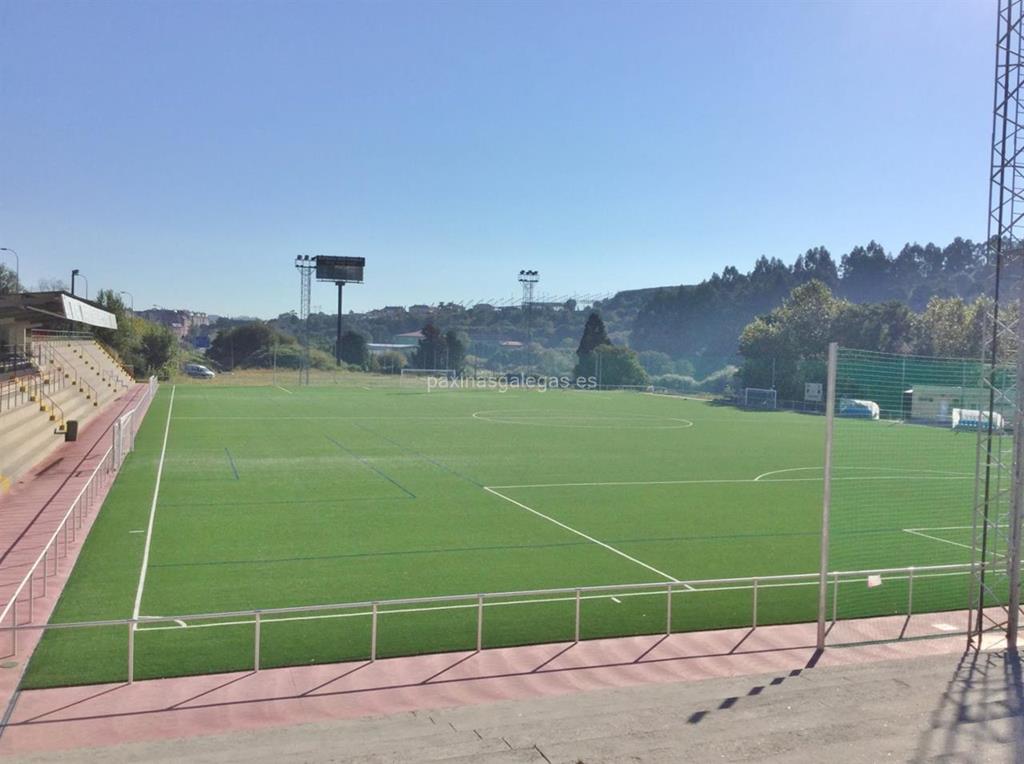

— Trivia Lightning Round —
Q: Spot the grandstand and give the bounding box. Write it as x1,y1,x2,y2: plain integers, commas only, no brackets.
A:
0,292,135,492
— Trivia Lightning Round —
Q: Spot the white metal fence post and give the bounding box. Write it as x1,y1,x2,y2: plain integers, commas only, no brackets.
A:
574,589,581,643
254,612,261,671
907,568,915,618
476,595,484,652
752,578,759,629
370,603,378,661
817,342,839,650
127,622,135,684
832,572,839,625
665,584,673,635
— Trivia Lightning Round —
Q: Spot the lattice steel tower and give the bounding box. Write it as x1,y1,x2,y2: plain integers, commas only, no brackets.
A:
971,0,1024,650
294,256,316,386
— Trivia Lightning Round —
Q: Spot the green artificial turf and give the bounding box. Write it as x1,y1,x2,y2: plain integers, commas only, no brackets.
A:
22,383,979,688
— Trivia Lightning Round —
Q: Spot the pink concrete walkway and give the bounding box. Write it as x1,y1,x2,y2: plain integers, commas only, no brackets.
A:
0,384,152,723
0,607,988,756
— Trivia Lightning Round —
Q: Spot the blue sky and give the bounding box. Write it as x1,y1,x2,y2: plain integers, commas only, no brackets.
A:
0,0,995,317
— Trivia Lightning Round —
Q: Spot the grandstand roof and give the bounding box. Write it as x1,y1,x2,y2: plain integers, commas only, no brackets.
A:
0,291,117,329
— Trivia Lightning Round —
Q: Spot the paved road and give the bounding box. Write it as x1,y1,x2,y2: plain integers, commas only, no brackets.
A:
8,648,1023,763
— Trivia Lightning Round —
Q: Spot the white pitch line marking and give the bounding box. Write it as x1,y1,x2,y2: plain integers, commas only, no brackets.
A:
491,475,974,490
752,466,974,482
131,385,176,627
902,528,976,553
129,530,145,534
484,486,679,583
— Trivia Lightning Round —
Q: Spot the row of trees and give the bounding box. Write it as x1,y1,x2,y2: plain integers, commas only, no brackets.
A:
410,325,467,372
632,237,990,368
92,291,179,378
738,280,994,401
572,313,648,386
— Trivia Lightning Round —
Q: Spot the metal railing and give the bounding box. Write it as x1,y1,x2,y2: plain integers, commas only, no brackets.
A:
31,382,65,429
30,329,94,341
0,375,32,413
31,341,100,403
0,377,158,659
3,561,972,684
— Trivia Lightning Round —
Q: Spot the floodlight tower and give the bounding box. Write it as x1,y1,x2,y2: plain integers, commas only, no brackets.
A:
518,270,539,370
971,0,1024,651
294,256,316,385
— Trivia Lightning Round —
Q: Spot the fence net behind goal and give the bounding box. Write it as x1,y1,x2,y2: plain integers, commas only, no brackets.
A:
824,347,1003,641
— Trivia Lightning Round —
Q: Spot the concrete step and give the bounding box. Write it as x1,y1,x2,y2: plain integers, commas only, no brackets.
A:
0,414,64,486
0,396,48,431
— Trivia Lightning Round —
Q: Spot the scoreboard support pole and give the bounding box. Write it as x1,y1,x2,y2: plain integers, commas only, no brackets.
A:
335,281,345,366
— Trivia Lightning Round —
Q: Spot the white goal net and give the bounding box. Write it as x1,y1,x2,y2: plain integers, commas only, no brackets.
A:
743,387,777,410
400,368,458,388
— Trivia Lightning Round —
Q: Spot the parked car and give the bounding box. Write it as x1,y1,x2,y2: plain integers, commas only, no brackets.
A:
184,363,216,379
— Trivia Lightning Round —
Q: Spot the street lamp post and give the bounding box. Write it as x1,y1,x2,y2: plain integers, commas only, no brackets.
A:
0,248,19,291
119,290,135,314
71,270,88,299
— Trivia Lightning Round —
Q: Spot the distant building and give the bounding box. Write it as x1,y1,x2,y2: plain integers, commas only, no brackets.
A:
393,330,424,346
137,308,209,340
367,343,417,356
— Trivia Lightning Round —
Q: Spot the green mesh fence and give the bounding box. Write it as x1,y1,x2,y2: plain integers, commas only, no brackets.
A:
827,347,992,637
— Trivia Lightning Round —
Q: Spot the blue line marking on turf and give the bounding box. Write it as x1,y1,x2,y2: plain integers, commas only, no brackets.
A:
325,435,417,499
350,421,484,487
225,448,240,480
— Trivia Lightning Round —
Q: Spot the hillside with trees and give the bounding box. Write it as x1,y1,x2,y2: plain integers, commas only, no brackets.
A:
737,280,996,402
631,238,988,373
186,235,994,390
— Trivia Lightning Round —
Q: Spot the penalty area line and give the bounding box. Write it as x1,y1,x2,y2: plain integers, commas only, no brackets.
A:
483,486,691,588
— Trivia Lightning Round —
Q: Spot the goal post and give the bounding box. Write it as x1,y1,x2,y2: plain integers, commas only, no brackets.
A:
399,368,458,388
743,387,777,410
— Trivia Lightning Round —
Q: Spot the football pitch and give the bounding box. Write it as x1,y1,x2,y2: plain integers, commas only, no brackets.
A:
23,383,979,688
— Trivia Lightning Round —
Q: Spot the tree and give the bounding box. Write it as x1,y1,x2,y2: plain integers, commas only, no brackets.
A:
592,345,649,387
0,264,19,296
373,350,408,374
574,312,611,378
576,312,610,356
36,278,69,292
839,241,891,303
444,329,467,373
93,289,134,354
340,330,369,368
637,350,674,376
205,322,301,369
738,280,843,399
137,324,177,377
413,323,446,369
913,297,981,358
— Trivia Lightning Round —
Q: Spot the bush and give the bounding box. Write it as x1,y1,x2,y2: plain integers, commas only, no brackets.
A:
652,373,698,392
700,365,739,394
373,351,408,374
